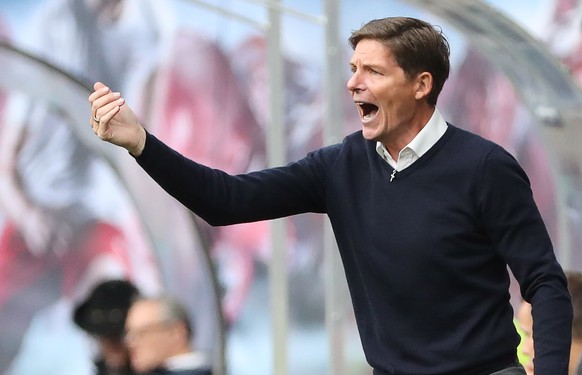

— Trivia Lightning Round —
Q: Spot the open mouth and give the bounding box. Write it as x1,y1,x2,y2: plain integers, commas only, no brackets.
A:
355,101,379,121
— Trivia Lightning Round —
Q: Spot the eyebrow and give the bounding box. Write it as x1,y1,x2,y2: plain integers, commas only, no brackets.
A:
349,61,384,71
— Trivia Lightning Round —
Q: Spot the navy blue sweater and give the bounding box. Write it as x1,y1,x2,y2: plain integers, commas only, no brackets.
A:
136,124,572,375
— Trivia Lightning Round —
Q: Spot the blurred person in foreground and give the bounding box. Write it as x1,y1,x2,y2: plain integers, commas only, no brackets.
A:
89,16,571,374
124,296,212,375
73,279,140,375
518,271,582,375
516,301,535,375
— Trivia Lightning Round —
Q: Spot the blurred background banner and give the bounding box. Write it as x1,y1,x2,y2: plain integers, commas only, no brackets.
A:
0,0,581,374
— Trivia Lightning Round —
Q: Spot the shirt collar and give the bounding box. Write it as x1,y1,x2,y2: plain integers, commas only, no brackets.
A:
406,107,447,158
164,351,208,371
375,107,447,163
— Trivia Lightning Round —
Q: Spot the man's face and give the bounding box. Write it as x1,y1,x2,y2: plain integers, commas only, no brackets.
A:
347,39,421,145
124,301,173,373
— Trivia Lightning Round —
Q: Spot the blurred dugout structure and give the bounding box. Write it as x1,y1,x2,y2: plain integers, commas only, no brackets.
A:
1,0,582,374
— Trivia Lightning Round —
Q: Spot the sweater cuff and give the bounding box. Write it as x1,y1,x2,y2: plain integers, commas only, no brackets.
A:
133,129,157,161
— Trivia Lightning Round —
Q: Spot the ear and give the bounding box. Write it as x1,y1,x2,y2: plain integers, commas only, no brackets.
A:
170,321,189,341
414,72,433,101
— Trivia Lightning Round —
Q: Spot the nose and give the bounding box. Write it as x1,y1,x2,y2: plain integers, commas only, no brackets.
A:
347,71,364,94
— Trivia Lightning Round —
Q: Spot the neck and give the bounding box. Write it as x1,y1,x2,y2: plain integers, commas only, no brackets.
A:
382,105,435,159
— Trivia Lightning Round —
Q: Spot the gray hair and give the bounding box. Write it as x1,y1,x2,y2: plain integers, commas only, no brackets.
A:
133,294,194,340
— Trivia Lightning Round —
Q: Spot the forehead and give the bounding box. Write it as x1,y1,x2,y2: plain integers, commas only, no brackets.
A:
349,39,395,65
127,301,161,323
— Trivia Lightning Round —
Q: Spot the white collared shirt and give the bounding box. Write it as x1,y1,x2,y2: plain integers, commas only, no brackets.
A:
164,351,208,371
375,108,448,171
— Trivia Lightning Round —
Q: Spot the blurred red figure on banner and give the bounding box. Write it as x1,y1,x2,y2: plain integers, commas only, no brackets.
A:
0,0,162,371
143,29,277,324
545,0,582,80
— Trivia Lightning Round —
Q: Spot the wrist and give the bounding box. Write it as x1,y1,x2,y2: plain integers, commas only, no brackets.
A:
129,126,146,157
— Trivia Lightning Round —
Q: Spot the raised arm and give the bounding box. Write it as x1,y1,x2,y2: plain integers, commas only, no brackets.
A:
88,81,330,226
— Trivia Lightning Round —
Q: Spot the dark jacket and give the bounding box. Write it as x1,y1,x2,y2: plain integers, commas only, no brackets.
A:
136,125,572,375
94,358,135,375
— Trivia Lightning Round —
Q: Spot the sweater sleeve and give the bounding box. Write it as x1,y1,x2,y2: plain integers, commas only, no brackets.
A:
479,146,572,375
134,131,330,226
